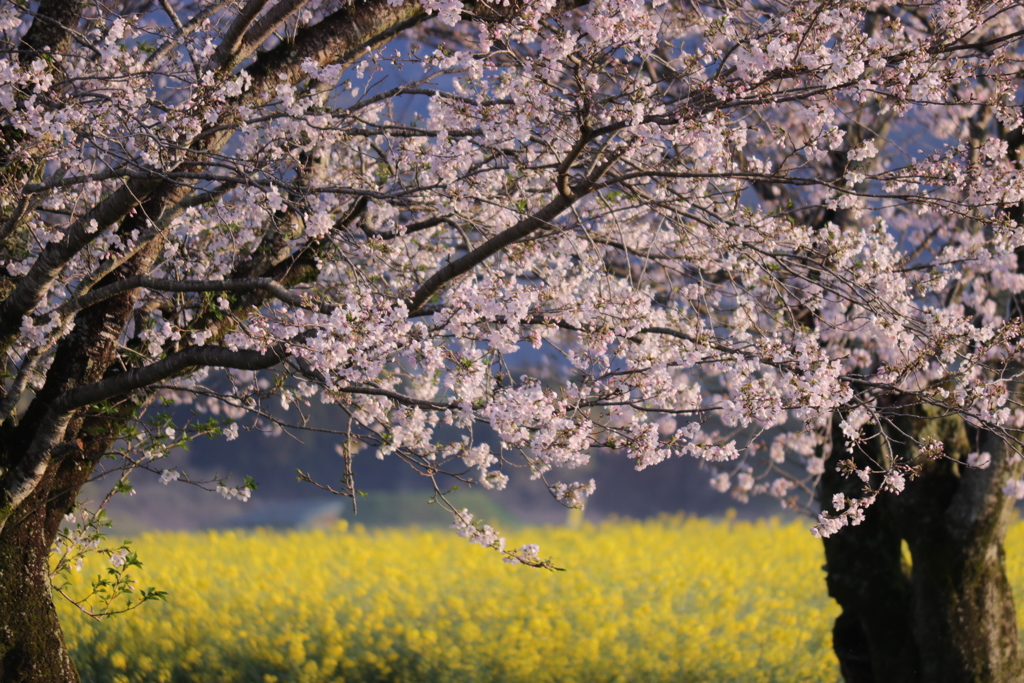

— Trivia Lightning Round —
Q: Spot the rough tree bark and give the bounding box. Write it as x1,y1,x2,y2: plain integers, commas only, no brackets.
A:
822,406,1024,683
0,492,78,683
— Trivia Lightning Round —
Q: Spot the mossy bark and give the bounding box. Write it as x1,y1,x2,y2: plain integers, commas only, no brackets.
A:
0,497,78,682
822,410,1024,683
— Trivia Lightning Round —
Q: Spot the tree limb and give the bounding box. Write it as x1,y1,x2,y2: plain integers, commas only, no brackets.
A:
407,144,627,315
55,345,290,413
60,276,319,317
0,178,161,344
406,192,577,315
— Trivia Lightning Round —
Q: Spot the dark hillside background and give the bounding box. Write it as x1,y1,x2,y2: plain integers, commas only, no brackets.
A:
86,405,790,535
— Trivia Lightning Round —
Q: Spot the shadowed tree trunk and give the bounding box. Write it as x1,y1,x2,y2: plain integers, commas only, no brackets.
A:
819,86,1024,683
0,489,79,683
821,407,1024,683
0,282,144,681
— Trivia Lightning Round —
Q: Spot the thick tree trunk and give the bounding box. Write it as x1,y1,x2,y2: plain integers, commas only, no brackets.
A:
0,500,78,682
906,527,1021,682
822,411,1024,683
822,495,919,682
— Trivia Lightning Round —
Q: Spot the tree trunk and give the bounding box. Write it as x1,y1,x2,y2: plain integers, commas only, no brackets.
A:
822,494,920,682
822,411,1024,683
0,497,78,682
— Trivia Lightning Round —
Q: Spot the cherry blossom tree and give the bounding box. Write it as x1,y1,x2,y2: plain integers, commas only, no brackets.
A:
2,0,1024,679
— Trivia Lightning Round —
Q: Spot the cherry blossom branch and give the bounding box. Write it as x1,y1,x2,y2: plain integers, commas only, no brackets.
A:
0,178,161,345
0,0,464,355
332,386,453,411
936,28,1024,53
239,0,317,60
407,145,628,314
58,276,318,317
55,342,451,424
208,0,275,70
407,192,579,314
54,345,290,414
556,129,596,198
145,0,236,68
348,86,514,114
241,0,426,91
22,164,143,195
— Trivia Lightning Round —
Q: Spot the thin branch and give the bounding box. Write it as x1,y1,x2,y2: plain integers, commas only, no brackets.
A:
936,28,1024,53
146,0,236,67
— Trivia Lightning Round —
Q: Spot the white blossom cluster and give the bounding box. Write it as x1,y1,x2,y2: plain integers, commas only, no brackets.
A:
2,0,1024,557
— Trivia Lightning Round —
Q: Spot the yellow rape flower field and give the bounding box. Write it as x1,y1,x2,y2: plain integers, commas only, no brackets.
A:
55,514,1024,683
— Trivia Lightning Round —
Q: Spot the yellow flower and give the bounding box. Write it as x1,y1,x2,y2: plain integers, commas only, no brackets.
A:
56,517,860,682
